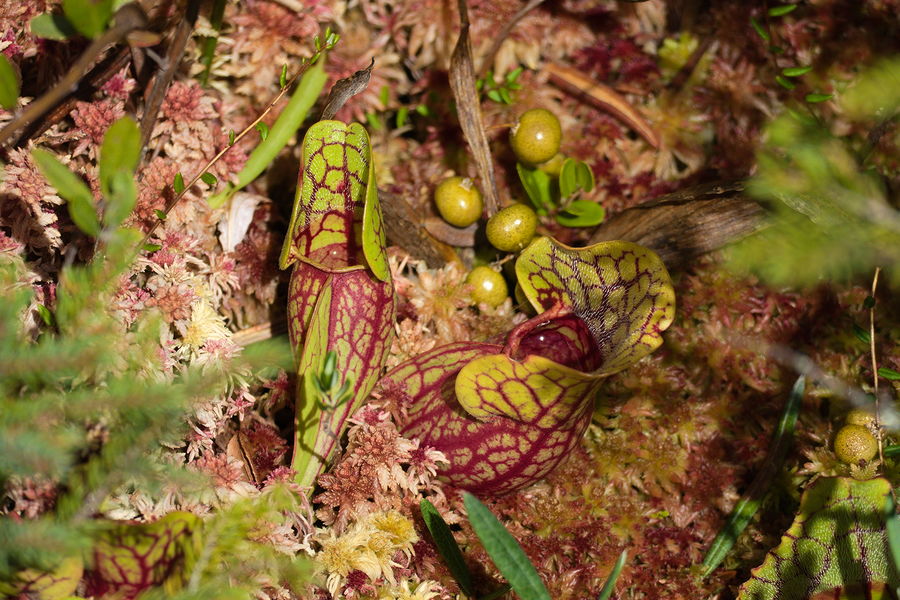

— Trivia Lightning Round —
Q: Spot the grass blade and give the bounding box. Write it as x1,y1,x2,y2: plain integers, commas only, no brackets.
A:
463,492,551,600
420,499,475,598
597,550,627,600
701,376,804,576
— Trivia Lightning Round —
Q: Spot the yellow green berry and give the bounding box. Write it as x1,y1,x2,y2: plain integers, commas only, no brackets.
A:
434,176,483,227
537,152,566,177
486,204,537,253
833,424,878,464
510,108,562,165
845,409,876,427
467,266,508,308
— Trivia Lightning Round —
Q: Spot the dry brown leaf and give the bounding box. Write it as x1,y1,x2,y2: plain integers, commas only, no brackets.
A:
546,62,660,149
449,0,500,216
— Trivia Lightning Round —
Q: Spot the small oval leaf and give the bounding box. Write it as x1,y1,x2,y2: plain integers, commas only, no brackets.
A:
32,148,100,236
555,200,605,227
0,54,20,110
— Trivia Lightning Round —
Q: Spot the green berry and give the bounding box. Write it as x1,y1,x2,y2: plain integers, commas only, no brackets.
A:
845,409,876,427
833,424,878,464
486,204,537,253
510,108,562,165
434,176,483,227
467,266,508,308
537,152,566,177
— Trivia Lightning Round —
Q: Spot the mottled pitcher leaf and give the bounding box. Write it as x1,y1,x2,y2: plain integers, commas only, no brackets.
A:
84,511,202,598
0,557,83,600
515,237,675,375
281,120,395,488
738,477,900,600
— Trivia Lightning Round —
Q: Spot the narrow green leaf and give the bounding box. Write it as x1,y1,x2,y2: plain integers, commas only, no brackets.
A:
279,64,288,88
379,85,390,108
499,88,512,104
207,59,328,209
516,163,554,214
775,75,797,90
805,92,833,103
597,550,627,600
853,323,871,344
415,104,430,116
35,304,55,328
750,17,771,42
103,170,137,228
29,12,78,40
487,89,502,103
228,129,236,146
884,445,900,458
395,107,409,128
364,111,383,131
782,65,813,77
701,376,804,577
506,66,523,84
0,54,19,110
480,585,513,600
463,493,551,600
173,172,185,195
878,367,900,381
768,4,798,16
556,200,605,228
32,148,100,236
61,0,113,38
255,122,269,141
154,209,167,221
98,116,141,196
143,243,162,252
419,500,475,598
200,172,218,186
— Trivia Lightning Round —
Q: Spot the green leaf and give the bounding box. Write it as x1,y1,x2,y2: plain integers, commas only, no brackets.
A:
255,122,269,141
29,12,78,40
805,92,833,103
768,4,798,16
98,116,141,197
395,107,409,128
200,172,218,187
885,498,900,594
506,66,523,84
142,243,162,252
463,493,551,600
103,169,137,228
499,87,512,104
173,172,185,195
750,17,771,42
228,129,236,146
516,163,554,214
419,499,475,598
487,89,502,103
0,54,19,110
35,304,55,328
878,367,900,381
364,111,383,131
597,550,627,600
775,75,796,90
32,148,100,236
559,158,595,198
154,209,167,221
279,64,288,88
703,376,804,577
853,323,871,344
61,0,113,38
555,200,605,228
782,65,813,77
